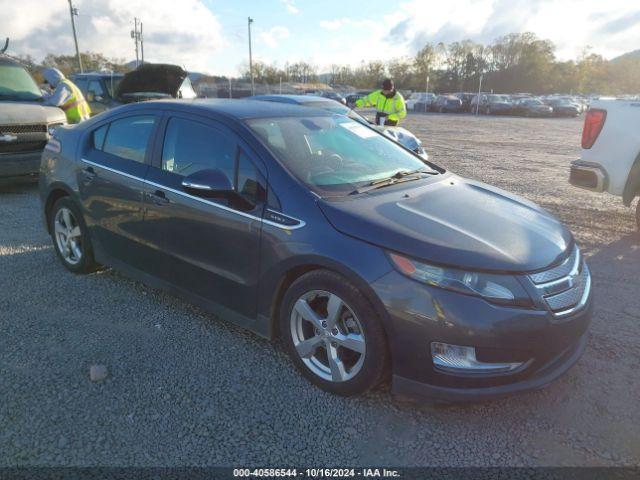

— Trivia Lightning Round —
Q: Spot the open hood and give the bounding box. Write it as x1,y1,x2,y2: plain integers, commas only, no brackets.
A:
116,63,188,100
318,174,572,273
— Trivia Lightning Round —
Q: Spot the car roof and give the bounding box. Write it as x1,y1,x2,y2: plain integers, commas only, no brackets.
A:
121,98,334,120
249,94,334,106
0,55,24,67
72,72,125,78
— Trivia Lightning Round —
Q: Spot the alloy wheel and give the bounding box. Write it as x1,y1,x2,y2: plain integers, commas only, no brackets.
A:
54,207,83,265
290,290,366,382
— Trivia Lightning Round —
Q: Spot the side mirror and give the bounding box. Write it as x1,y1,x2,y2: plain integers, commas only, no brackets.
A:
181,168,234,198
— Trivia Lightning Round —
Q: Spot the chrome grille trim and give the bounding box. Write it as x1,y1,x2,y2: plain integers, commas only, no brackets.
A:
530,246,579,284
0,124,47,134
528,246,591,318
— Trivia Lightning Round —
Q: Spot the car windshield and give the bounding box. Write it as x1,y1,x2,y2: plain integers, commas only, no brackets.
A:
526,99,543,105
248,115,436,196
0,64,42,101
488,95,509,102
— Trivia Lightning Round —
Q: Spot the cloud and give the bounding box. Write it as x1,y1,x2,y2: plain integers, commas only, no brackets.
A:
281,0,300,14
319,18,378,30
259,26,290,48
0,0,224,73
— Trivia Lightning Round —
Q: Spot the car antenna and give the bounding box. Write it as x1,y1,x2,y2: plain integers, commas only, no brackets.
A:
1,38,8,54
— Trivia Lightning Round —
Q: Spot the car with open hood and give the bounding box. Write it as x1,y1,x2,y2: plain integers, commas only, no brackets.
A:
72,64,197,115
0,48,66,178
249,94,429,159
39,99,591,402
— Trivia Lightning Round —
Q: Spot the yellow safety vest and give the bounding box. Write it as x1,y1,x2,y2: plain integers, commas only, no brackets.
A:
355,89,407,123
59,79,92,124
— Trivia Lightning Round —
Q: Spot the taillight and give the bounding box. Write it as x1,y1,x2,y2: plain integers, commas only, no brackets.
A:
581,108,606,149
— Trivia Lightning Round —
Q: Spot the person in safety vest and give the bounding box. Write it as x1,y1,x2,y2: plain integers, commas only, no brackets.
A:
42,68,91,123
355,78,406,126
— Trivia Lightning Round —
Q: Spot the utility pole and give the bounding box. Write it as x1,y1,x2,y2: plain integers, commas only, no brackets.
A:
67,0,83,73
425,74,430,113
131,18,140,68
248,17,255,96
140,22,144,64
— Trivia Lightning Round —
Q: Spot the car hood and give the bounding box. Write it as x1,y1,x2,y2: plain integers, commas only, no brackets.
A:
318,174,572,273
0,101,66,125
116,63,187,100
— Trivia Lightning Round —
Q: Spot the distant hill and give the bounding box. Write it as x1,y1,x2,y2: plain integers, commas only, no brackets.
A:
612,50,640,63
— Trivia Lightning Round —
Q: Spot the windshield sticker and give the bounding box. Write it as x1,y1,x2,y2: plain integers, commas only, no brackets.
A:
340,122,378,139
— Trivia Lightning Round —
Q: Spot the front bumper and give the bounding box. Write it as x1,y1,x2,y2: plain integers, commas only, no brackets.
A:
393,332,587,402
371,268,592,402
0,150,42,178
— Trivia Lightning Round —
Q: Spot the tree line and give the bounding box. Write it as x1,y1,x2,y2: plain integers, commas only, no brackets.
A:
14,32,639,95
239,32,639,95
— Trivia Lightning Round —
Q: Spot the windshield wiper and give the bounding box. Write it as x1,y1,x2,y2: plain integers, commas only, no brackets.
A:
350,169,437,195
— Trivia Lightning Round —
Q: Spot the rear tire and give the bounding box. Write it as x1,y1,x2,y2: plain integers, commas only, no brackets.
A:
49,197,98,274
279,270,389,396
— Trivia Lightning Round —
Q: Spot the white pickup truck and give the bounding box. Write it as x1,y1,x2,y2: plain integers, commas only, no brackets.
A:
570,99,640,230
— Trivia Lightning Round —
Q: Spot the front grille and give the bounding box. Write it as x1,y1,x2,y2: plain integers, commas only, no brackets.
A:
530,247,578,284
543,266,590,314
0,124,47,134
0,140,47,154
529,246,591,317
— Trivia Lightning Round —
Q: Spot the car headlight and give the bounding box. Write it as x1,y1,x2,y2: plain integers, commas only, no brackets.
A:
388,252,532,307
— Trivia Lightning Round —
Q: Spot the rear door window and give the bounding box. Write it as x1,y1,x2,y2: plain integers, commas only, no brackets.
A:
103,115,156,163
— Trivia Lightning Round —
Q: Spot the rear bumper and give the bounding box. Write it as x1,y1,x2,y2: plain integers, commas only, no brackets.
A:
0,150,42,178
569,160,607,192
393,332,587,403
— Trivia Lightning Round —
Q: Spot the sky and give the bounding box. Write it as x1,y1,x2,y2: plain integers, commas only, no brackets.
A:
1,0,639,76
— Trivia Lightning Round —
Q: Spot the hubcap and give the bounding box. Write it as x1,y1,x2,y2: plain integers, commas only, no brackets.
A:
54,207,83,265
290,290,366,382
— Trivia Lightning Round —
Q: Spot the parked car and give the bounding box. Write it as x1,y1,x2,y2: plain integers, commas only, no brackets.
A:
406,92,436,112
71,72,124,115
430,95,463,113
453,92,476,112
546,98,580,117
40,99,591,401
512,98,554,117
317,90,346,105
72,64,196,116
249,94,428,159
0,51,66,178
570,100,640,230
471,94,513,115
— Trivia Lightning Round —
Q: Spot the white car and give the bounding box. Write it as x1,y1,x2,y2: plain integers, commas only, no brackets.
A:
570,99,640,229
406,92,436,111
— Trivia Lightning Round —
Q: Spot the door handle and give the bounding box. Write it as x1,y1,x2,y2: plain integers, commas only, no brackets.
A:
148,189,170,206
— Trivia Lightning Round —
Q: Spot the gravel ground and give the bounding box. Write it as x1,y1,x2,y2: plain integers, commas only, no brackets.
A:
1,112,639,467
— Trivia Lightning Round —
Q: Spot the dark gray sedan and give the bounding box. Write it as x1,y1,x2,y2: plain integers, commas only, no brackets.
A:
39,99,591,401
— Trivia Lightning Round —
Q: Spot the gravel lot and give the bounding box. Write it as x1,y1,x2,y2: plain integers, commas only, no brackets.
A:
1,112,639,467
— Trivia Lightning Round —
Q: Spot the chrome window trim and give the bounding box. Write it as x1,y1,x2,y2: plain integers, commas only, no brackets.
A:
81,158,306,231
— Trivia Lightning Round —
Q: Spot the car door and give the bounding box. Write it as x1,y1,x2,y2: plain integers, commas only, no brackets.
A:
79,113,160,270
141,113,267,319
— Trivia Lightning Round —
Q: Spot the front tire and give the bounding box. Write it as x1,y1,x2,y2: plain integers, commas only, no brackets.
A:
49,197,98,274
280,270,389,396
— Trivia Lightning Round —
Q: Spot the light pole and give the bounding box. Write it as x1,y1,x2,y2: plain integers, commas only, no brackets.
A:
248,17,255,96
131,18,140,68
475,73,483,115
67,0,83,73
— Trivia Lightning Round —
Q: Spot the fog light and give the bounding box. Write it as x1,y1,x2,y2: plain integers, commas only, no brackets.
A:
431,342,524,375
